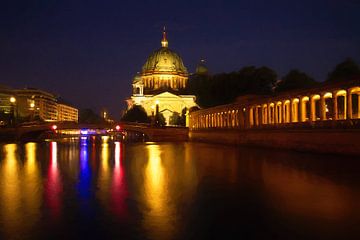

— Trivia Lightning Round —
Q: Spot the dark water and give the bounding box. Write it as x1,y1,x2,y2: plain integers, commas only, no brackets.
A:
0,139,359,240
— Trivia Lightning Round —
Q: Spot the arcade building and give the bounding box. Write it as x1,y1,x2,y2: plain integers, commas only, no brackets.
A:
126,29,198,126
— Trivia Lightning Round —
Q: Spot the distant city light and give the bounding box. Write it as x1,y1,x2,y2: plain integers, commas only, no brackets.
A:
10,97,16,103
80,129,88,135
115,125,121,131
52,125,57,130
30,102,35,108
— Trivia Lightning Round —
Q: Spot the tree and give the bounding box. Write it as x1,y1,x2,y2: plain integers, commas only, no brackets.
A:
121,105,150,123
168,108,187,126
327,58,360,83
169,112,181,126
79,108,104,124
154,112,166,126
186,66,277,108
276,69,318,92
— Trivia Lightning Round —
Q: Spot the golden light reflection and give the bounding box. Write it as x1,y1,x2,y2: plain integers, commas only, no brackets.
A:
97,143,111,204
144,144,172,239
261,161,353,222
0,144,21,237
23,142,41,224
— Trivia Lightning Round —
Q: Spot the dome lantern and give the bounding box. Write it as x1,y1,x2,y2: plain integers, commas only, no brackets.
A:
161,26,168,48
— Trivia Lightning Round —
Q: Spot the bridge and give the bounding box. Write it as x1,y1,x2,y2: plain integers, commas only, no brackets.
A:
0,121,188,142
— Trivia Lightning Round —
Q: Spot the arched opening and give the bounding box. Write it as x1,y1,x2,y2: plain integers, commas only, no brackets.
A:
249,107,254,127
323,92,333,120
335,90,347,120
269,103,275,124
301,96,310,122
291,98,299,122
255,106,261,126
262,104,268,124
283,100,291,123
311,94,321,121
349,87,360,119
275,102,282,124
231,110,236,127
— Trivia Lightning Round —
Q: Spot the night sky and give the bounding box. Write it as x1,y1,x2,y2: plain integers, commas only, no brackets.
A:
1,0,360,119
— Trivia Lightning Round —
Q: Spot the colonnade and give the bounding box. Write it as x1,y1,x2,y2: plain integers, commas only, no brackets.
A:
143,76,187,89
189,85,360,130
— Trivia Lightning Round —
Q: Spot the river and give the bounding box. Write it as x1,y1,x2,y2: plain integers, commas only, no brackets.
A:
0,139,359,239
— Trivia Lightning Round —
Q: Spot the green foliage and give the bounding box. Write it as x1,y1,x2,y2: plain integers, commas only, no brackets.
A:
169,108,187,126
327,58,360,83
155,112,166,126
169,112,181,126
121,105,150,123
187,66,277,107
276,69,318,92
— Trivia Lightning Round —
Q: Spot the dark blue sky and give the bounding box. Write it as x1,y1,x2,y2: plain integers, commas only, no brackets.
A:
1,0,360,118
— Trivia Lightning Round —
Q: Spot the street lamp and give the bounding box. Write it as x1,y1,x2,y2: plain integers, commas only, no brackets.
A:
9,96,16,126
10,96,16,103
29,101,35,121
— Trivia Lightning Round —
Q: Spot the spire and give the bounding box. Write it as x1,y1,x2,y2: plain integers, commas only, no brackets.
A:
161,26,168,48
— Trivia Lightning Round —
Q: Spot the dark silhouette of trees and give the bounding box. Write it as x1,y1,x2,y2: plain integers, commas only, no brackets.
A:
154,112,166,126
169,108,187,126
79,108,104,124
327,58,360,83
187,66,277,107
121,105,150,123
276,69,318,92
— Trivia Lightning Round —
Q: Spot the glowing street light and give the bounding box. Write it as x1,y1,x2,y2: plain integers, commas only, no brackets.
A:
10,96,16,103
115,125,121,131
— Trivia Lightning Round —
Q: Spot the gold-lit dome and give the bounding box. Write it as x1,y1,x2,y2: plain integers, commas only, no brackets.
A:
141,29,188,76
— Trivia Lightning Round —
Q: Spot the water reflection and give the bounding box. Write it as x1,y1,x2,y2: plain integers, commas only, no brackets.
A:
0,144,21,237
97,142,111,208
78,140,92,202
45,142,62,218
111,142,127,218
24,143,41,225
143,144,173,239
0,141,359,239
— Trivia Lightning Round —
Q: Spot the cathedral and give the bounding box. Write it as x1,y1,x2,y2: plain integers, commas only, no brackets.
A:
126,29,198,126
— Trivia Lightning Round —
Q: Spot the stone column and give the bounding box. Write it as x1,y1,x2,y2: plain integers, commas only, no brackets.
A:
358,94,360,118
333,92,338,120
289,99,293,123
258,107,263,126
347,89,353,119
299,98,303,122
310,97,316,122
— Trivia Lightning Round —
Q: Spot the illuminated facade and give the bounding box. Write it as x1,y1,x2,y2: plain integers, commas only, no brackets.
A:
57,103,78,122
189,80,360,130
15,89,58,121
127,29,197,125
0,87,79,123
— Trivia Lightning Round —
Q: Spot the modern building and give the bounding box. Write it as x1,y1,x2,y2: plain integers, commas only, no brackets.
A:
57,102,79,122
15,88,58,121
0,85,17,125
0,86,79,124
126,29,198,125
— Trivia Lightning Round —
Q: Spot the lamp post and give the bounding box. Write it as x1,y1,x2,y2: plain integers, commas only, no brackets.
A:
29,101,35,121
9,96,16,126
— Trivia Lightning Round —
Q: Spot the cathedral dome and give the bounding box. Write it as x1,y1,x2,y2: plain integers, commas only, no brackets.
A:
141,30,188,76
